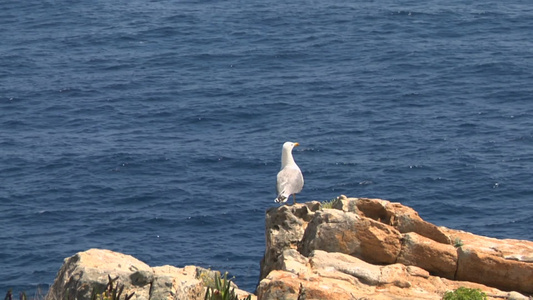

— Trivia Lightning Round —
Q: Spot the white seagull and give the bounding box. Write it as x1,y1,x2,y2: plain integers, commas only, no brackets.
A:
275,141,304,204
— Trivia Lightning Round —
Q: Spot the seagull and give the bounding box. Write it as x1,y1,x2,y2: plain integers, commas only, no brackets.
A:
275,142,304,204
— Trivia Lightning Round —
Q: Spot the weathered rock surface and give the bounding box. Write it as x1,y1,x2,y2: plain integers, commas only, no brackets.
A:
257,250,519,300
397,232,457,279
45,248,254,300
259,201,320,280
258,195,533,299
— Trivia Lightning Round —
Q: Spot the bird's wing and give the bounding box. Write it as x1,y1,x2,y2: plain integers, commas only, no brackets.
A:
276,166,304,195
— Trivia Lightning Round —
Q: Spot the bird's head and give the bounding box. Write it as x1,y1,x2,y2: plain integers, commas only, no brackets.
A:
283,141,299,150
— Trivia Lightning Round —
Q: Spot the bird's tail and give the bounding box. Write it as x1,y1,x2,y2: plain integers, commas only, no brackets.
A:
275,192,288,203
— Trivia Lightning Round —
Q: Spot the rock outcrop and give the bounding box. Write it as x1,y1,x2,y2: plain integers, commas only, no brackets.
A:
45,196,533,300
257,196,533,300
45,248,254,300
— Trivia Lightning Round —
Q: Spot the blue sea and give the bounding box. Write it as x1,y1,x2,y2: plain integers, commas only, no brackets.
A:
1,0,532,296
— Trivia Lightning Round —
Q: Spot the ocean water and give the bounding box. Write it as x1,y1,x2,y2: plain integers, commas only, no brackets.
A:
1,0,533,296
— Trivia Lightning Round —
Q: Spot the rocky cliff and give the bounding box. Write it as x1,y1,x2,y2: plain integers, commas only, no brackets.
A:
257,196,533,300
45,196,533,300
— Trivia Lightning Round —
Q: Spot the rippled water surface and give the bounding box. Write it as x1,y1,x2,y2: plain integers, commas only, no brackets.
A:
1,0,533,295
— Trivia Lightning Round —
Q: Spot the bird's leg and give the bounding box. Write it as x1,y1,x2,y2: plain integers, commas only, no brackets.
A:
292,194,297,204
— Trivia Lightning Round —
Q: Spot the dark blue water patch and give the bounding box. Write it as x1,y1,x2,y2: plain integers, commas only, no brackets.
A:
416,201,483,224
485,214,533,240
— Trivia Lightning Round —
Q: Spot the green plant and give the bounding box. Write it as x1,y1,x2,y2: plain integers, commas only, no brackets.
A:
453,237,464,248
442,287,487,300
321,198,341,209
204,272,251,300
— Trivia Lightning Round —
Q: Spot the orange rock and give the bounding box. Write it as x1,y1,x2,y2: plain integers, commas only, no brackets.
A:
299,209,402,264
457,245,533,294
397,232,458,278
259,196,533,298
258,250,526,300
342,196,450,244
256,270,363,300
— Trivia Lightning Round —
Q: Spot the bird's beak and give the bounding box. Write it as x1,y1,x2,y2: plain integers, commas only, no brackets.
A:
294,142,300,147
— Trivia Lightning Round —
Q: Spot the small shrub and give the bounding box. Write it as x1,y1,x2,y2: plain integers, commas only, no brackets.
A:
442,287,487,300
453,237,464,248
321,198,341,209
204,272,251,300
